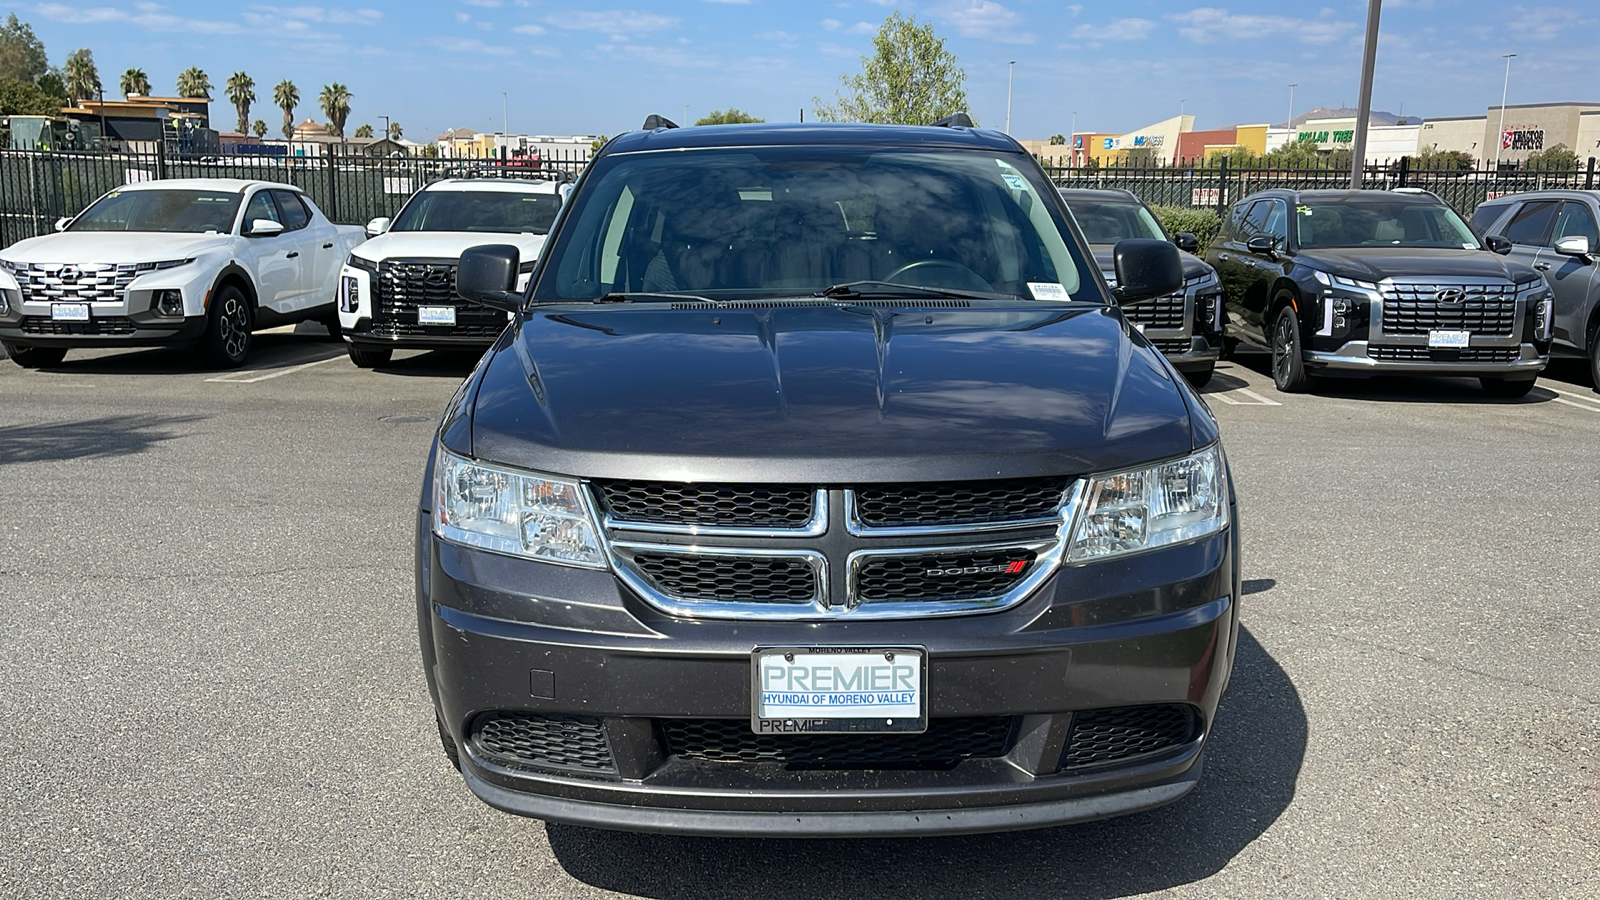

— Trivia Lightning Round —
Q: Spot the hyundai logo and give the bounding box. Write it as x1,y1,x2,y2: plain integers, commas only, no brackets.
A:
1435,288,1467,304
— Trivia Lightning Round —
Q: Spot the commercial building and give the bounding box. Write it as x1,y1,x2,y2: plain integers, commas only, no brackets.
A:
1417,102,1600,164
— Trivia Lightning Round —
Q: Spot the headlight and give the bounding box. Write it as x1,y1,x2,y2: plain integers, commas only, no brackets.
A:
433,447,606,569
135,258,194,272
1185,270,1219,292
339,275,360,313
1067,444,1228,562
347,253,379,273
1519,281,1554,342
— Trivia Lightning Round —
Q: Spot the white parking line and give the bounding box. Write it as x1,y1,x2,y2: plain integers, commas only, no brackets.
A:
1551,397,1600,413
1206,386,1282,406
205,355,343,383
1544,386,1600,407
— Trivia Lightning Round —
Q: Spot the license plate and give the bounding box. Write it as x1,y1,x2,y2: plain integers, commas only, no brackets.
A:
416,306,456,326
51,303,90,322
1428,330,1470,348
751,647,926,734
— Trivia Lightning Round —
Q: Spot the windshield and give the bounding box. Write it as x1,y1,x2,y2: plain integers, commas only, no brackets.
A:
536,146,1094,302
69,189,243,234
1063,199,1167,244
1296,199,1480,250
391,190,560,234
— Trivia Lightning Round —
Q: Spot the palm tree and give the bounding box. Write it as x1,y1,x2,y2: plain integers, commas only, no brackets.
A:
252,119,267,140
273,79,298,140
387,121,403,141
63,48,100,104
318,82,352,139
225,71,255,134
119,67,150,98
176,66,211,99
353,123,373,138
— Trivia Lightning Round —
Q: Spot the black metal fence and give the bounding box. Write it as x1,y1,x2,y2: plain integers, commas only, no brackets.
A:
0,146,591,247
1041,156,1600,219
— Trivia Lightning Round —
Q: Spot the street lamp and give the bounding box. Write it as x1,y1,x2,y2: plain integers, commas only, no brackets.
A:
1005,61,1016,135
1287,83,1297,131
379,114,390,142
1494,53,1516,170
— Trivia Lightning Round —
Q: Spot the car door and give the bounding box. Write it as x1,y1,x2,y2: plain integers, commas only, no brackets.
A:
268,189,323,312
292,194,345,309
1498,199,1559,281
1211,199,1272,346
235,189,298,312
1232,200,1278,345
1536,200,1600,350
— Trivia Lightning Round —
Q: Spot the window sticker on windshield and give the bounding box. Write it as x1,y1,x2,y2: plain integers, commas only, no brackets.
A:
738,189,772,201
1028,282,1070,300
1002,174,1028,191
1297,206,1312,215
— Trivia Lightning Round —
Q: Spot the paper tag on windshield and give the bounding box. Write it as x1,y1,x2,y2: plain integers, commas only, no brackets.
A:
1028,282,1070,300
1001,173,1028,191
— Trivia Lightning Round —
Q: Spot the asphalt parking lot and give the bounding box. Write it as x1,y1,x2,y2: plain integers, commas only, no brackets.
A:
2,332,1597,899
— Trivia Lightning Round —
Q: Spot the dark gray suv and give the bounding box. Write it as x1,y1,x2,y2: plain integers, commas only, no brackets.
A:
417,119,1240,836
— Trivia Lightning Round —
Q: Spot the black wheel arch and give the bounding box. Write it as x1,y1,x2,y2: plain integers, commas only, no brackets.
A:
208,264,259,314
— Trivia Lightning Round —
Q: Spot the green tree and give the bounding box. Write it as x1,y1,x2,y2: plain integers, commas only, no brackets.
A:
120,67,150,98
1203,145,1260,167
252,118,267,139
590,135,608,153
0,14,49,84
813,12,970,126
1122,146,1161,166
1525,142,1578,171
63,48,99,104
318,82,352,139
273,79,298,140
1048,133,1066,145
225,70,254,134
694,108,764,126
386,121,402,140
0,78,64,116
1263,139,1324,167
1416,145,1472,171
35,71,66,103
353,123,373,138
419,142,439,158
176,66,210,98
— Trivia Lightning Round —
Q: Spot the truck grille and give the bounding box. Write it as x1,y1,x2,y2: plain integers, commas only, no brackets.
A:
371,258,508,337
1058,704,1197,770
1124,292,1186,330
852,478,1066,529
1381,283,1517,336
663,717,1017,769
629,552,820,604
5,261,142,305
853,549,1037,603
1368,346,1520,363
596,481,817,529
20,315,137,335
471,712,616,774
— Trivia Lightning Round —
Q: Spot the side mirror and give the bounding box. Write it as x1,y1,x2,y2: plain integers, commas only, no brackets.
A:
247,218,284,237
1246,234,1278,257
457,244,522,313
1485,235,1512,255
53,216,72,232
1112,238,1184,304
1553,234,1593,261
1173,231,1200,254
366,217,391,238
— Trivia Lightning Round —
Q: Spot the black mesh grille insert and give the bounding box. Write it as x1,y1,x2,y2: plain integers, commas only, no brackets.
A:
1368,346,1519,362
853,478,1066,529
631,553,816,603
663,717,1016,769
472,713,615,773
20,315,137,335
855,549,1037,603
596,481,815,528
1058,705,1197,770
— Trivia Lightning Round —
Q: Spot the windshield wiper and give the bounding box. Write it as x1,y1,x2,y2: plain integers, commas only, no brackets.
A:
594,292,721,304
819,280,1024,302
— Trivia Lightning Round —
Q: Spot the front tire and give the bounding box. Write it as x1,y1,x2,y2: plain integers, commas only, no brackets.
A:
1182,364,1215,389
4,342,68,368
201,285,252,368
1480,376,1536,399
1588,323,1600,390
436,716,461,771
1270,304,1312,393
347,345,392,368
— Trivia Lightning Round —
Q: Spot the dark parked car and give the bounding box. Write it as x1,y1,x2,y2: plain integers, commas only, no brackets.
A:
1207,188,1553,395
418,118,1240,837
1059,188,1224,386
1468,190,1600,385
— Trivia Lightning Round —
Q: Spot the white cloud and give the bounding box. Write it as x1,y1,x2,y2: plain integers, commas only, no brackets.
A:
431,36,514,55
1167,7,1354,45
848,21,876,34
929,0,1034,44
821,18,841,31
1071,18,1155,41
756,30,798,41
547,9,681,35
247,6,383,25
1506,5,1593,41
461,0,501,6
1067,4,1083,15
512,23,545,34
704,0,751,4
35,2,243,33
455,11,471,23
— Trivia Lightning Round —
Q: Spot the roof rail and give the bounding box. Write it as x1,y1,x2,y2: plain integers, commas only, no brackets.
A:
931,113,974,128
641,114,679,131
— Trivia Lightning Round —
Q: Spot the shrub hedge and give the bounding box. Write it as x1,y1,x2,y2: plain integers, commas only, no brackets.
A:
1151,206,1222,255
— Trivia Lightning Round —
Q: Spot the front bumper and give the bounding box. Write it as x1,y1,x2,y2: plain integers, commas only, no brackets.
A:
343,316,503,351
1305,341,1548,378
419,512,1239,837
1146,333,1222,373
0,312,207,348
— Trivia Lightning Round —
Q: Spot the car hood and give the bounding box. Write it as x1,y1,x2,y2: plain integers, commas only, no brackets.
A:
1293,247,1537,284
1092,245,1213,282
0,231,234,264
352,231,547,264
467,303,1198,482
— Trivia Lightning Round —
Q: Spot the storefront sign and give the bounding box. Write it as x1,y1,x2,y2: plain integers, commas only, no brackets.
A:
1295,130,1354,144
1502,128,1544,151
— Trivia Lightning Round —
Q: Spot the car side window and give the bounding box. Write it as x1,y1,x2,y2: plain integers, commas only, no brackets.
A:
1262,200,1289,246
1240,201,1272,240
271,191,311,231
1552,201,1599,247
1467,203,1505,235
1226,201,1252,242
241,191,281,231
1502,200,1559,246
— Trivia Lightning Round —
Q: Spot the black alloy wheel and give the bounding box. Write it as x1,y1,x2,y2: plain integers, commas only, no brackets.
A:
1588,322,1600,391
4,342,68,368
202,285,252,368
1270,303,1312,393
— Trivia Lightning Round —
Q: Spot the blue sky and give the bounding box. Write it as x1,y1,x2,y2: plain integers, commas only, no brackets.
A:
17,1,1594,140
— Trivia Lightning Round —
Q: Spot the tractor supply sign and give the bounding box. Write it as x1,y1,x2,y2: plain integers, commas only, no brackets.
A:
1502,128,1544,151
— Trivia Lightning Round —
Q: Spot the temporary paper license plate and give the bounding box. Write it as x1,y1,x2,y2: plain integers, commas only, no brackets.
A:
51,303,90,322
1428,330,1470,348
752,647,926,734
416,306,456,326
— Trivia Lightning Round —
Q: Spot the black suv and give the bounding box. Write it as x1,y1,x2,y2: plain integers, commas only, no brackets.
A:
418,119,1240,836
1059,188,1224,386
1207,188,1553,395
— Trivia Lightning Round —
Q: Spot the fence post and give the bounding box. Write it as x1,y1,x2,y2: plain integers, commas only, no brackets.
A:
155,141,167,181
1587,157,1596,191
1397,155,1410,189
325,149,340,222
1215,155,1228,217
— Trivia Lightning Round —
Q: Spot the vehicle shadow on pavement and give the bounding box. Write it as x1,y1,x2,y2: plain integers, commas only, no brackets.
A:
16,334,341,376
0,414,206,465
547,626,1305,900
1538,358,1598,393
1229,353,1556,405
373,350,486,378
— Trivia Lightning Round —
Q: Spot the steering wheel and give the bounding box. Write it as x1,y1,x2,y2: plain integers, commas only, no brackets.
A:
882,259,992,292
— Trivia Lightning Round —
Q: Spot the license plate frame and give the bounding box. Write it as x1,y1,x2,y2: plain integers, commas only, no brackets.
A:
51,303,90,322
1428,330,1470,349
750,646,927,735
416,305,457,326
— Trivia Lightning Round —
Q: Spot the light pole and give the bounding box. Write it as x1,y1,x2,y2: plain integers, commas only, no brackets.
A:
379,114,390,142
1287,83,1297,131
1005,61,1016,135
502,92,509,156
1494,53,1516,170
1071,110,1077,164
1180,99,1186,117
1349,0,1382,188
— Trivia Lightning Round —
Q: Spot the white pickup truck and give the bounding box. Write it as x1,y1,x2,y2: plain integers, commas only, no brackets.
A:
0,178,364,368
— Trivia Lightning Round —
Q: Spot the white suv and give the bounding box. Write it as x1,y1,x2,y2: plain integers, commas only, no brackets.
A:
0,178,364,368
336,178,563,367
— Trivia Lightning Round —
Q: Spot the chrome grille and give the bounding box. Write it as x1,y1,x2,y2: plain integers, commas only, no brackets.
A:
853,549,1037,603
20,315,136,335
5,261,143,305
372,257,507,336
1368,346,1520,362
1380,283,1517,336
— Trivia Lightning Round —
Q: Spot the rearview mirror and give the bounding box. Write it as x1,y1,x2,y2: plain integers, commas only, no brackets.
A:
1485,235,1512,255
366,217,391,238
53,216,72,232
457,244,522,313
1112,238,1184,305
247,218,284,237
1554,234,1592,260
1246,234,1277,257
1173,231,1200,254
